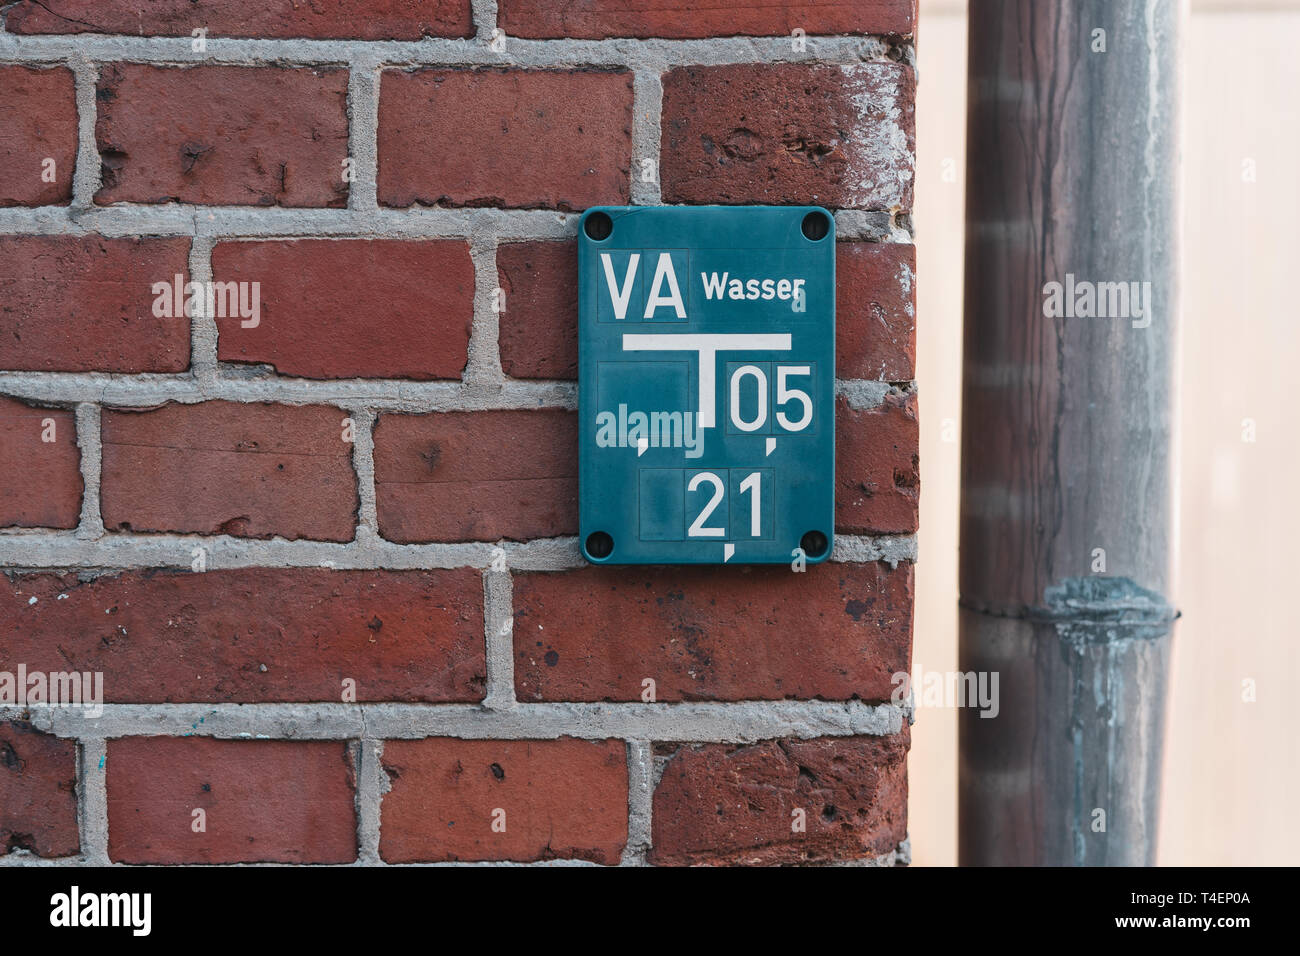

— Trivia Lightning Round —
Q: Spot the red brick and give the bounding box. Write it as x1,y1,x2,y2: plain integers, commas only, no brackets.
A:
1,569,485,703
374,410,577,542
380,738,627,863
95,65,350,207
0,399,81,529
650,732,909,865
378,69,633,210
498,240,578,380
836,392,919,534
661,63,915,210
837,241,916,380
514,562,912,702
6,0,474,39
213,240,474,380
101,401,357,541
0,66,77,207
499,0,915,39
0,720,79,858
107,738,357,864
0,236,191,373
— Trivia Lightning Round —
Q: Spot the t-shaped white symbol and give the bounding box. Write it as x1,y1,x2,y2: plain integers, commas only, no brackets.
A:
621,333,792,429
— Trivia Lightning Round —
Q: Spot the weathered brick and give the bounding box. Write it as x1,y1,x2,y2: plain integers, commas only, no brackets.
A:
213,239,474,380
373,410,577,542
100,401,358,541
0,0,922,876
498,240,578,380
514,563,912,702
5,0,474,39
0,235,192,373
1,569,485,703
0,720,79,859
0,66,77,206
378,69,633,210
836,392,919,534
0,399,81,530
380,738,627,863
650,732,909,865
107,738,357,864
95,65,350,207
499,0,915,39
661,63,914,210
837,241,916,380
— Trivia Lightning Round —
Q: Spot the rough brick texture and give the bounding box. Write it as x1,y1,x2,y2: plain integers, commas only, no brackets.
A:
837,242,916,380
0,66,77,207
661,63,915,210
0,235,192,373
650,731,909,865
0,721,80,859
5,0,474,39
499,0,916,39
95,65,350,207
378,69,634,210
514,563,912,702
100,402,358,541
380,738,628,863
374,410,578,542
836,392,920,534
213,240,474,380
0,6,917,869
106,738,357,864
0,399,81,529
498,241,579,380
1,569,485,702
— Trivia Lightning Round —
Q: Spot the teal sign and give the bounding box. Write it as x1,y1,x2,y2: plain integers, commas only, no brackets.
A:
578,206,835,565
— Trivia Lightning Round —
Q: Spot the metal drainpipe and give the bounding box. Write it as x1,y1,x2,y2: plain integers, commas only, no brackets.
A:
959,0,1183,865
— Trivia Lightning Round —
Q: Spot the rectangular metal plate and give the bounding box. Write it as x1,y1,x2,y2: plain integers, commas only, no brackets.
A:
578,205,835,565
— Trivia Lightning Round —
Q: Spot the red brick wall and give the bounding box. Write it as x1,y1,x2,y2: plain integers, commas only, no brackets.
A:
0,1,917,866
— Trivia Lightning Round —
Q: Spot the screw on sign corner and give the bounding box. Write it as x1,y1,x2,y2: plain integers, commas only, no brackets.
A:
584,211,614,241
801,210,831,241
585,531,615,560
800,530,829,559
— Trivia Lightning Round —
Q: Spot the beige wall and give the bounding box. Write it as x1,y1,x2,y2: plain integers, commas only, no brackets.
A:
911,1,966,867
912,0,1300,866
